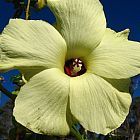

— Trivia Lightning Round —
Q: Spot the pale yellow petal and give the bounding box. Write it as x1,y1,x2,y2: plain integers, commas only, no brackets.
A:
0,19,67,79
47,0,106,59
14,68,70,136
70,73,131,135
84,28,140,79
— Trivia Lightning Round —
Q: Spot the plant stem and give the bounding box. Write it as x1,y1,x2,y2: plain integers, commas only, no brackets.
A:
0,83,16,101
25,0,31,20
71,126,85,140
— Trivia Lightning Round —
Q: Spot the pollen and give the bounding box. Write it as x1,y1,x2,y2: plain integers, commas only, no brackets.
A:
64,58,86,77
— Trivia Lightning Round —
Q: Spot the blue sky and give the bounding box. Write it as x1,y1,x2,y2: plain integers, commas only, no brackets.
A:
0,0,140,106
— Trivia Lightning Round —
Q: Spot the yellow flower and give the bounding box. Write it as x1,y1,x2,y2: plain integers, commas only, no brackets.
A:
1,0,140,136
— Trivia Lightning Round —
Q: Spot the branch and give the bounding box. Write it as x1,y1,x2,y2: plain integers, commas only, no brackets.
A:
0,83,16,101
25,0,31,20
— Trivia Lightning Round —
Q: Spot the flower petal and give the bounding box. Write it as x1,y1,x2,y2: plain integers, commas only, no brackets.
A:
70,73,131,135
47,0,106,59
13,68,70,136
0,19,67,78
84,28,140,79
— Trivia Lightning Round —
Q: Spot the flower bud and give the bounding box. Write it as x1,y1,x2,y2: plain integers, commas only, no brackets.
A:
37,0,47,9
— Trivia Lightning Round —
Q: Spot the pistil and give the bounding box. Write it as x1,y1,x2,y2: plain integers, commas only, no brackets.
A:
64,58,86,77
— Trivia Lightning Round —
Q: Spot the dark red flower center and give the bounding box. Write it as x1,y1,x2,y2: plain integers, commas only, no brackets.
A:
64,58,86,77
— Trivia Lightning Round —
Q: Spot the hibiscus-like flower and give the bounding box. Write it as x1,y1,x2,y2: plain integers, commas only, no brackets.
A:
1,0,140,136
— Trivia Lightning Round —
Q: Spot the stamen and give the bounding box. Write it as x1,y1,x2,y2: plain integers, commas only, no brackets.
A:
64,58,86,77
